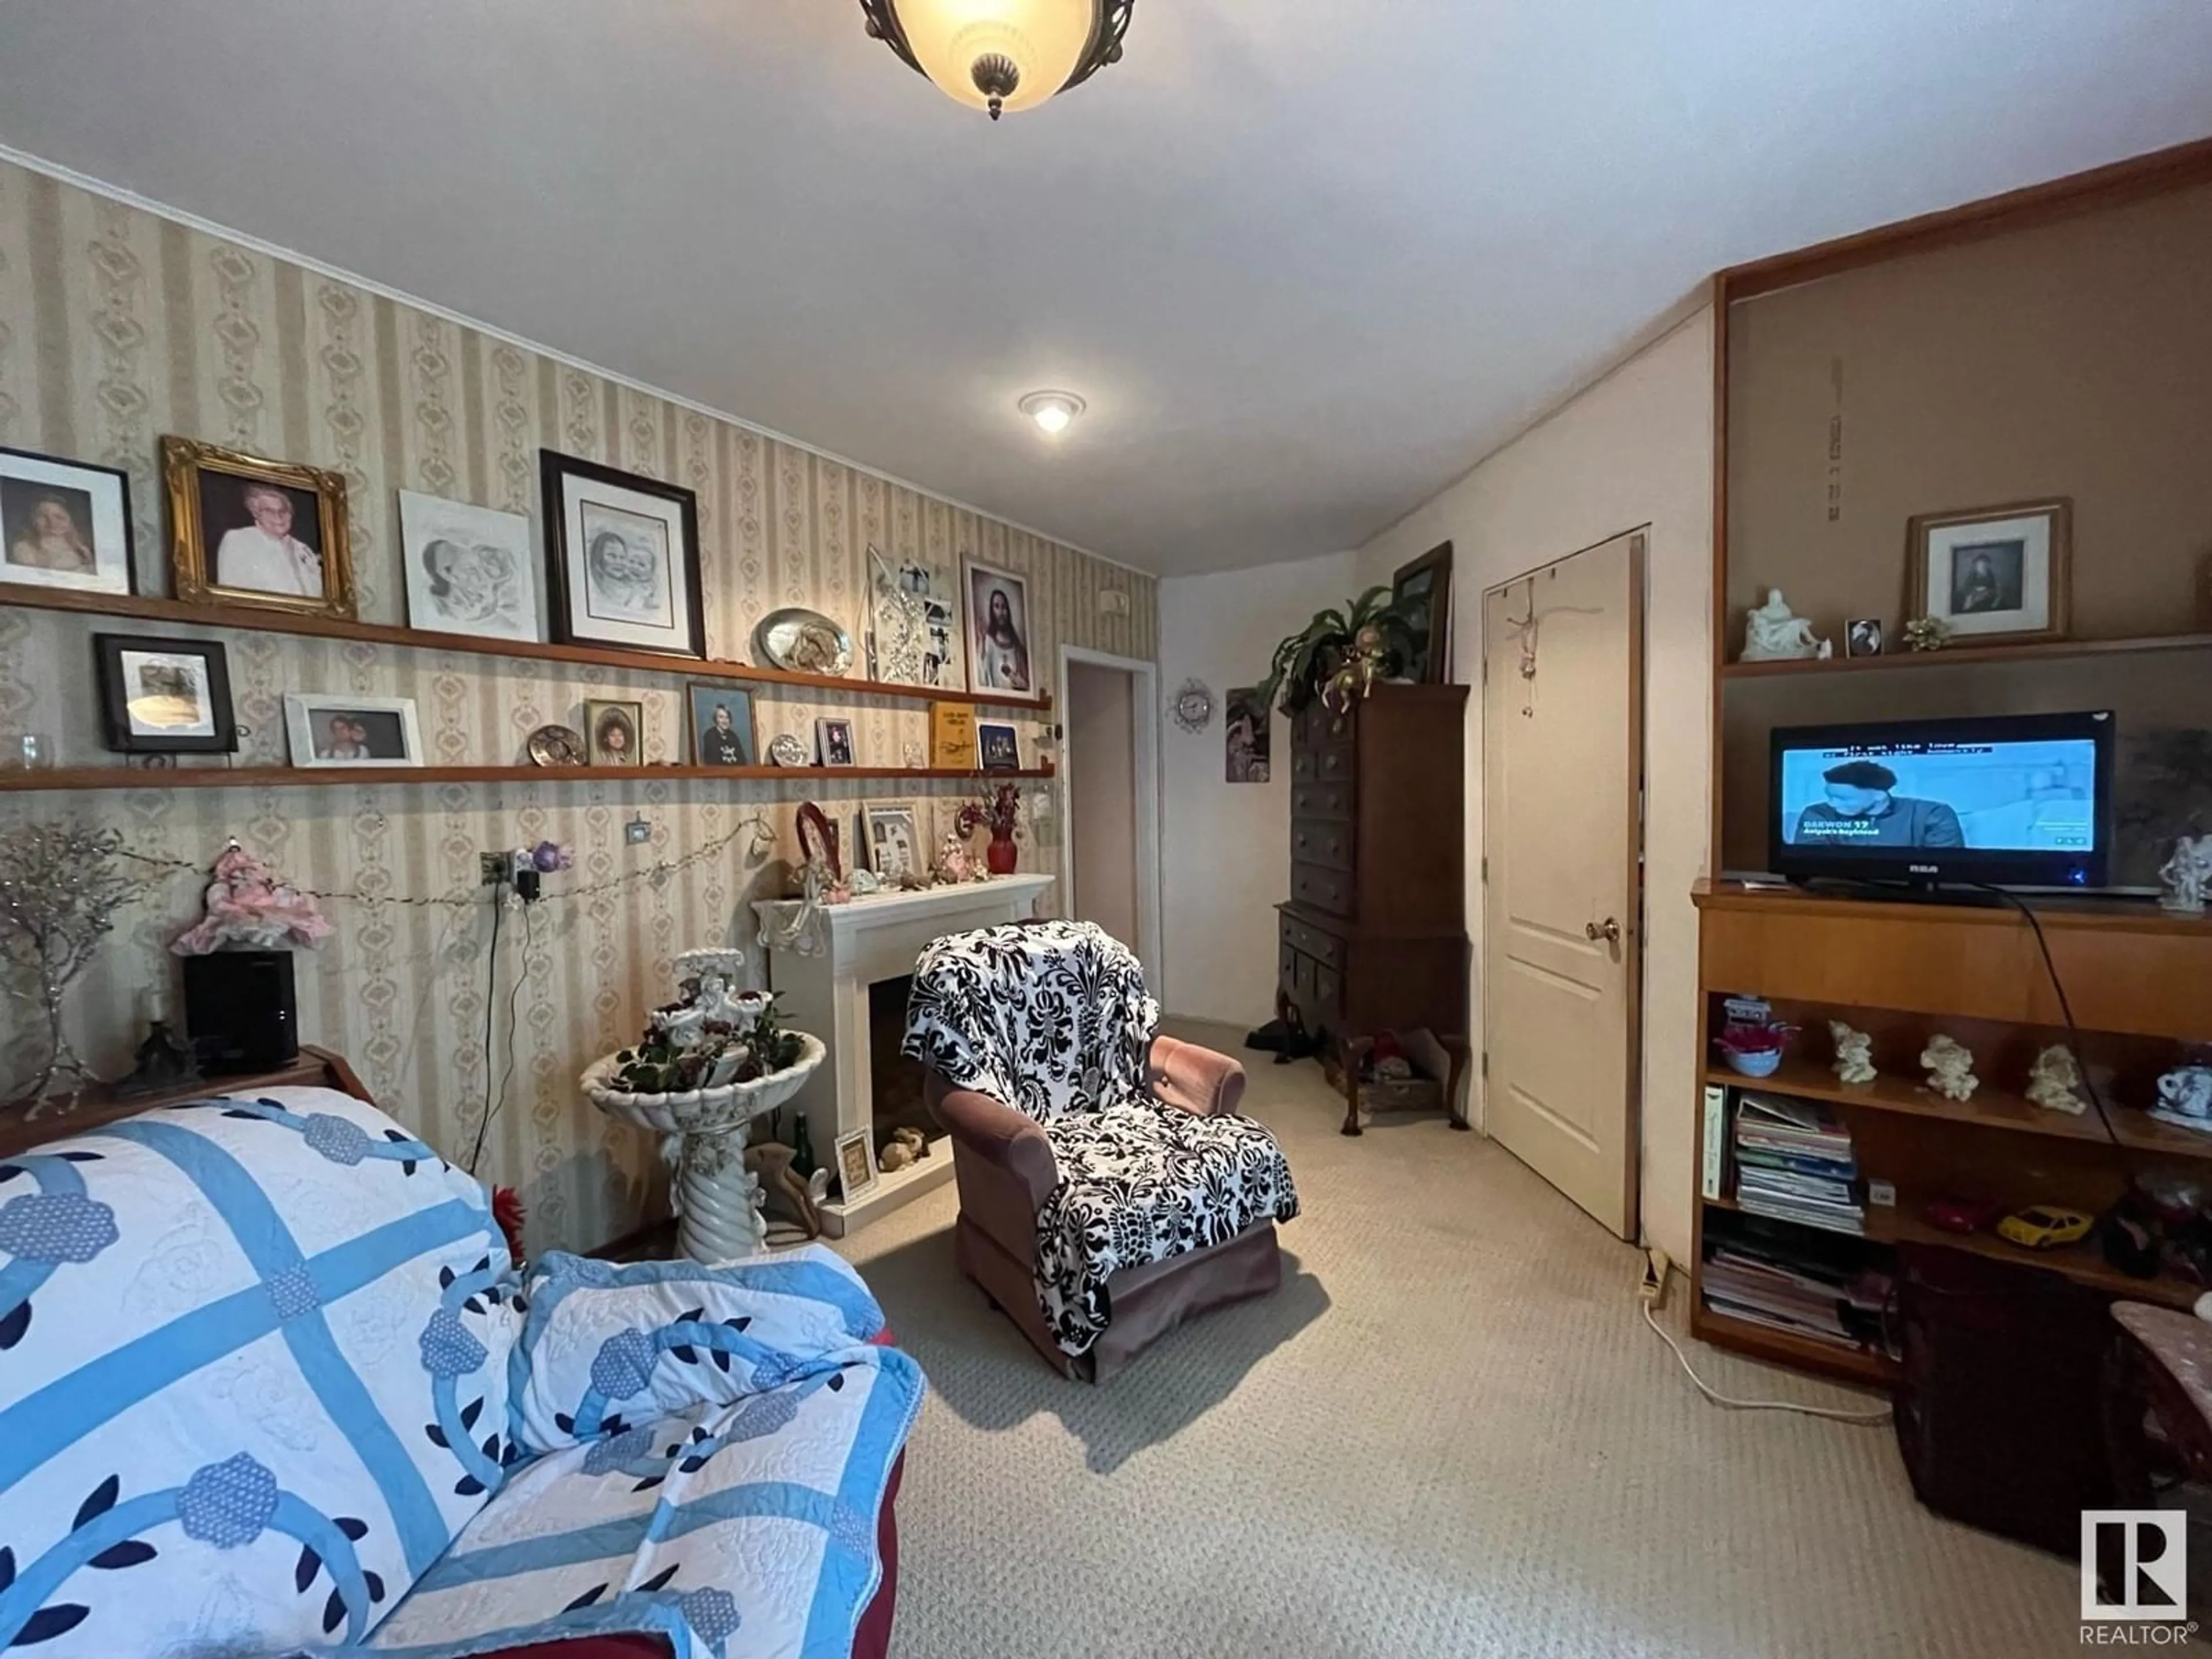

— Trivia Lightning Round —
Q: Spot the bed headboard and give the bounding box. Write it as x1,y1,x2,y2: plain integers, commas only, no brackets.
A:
0,1046,372,1161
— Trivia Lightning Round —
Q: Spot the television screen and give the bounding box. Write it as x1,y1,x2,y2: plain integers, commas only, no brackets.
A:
1769,711,2111,889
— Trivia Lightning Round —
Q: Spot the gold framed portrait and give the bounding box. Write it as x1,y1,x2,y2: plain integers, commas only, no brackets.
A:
164,435,355,619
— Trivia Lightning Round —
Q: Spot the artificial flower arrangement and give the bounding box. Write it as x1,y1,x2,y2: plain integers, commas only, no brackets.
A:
605,957,806,1096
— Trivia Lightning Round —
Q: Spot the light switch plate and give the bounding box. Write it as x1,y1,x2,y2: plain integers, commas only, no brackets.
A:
624,817,652,846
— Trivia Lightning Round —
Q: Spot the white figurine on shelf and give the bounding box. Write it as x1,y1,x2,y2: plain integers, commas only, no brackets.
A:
2159,834,2212,915
1830,1021,1877,1085
2025,1044,2090,1115
1740,589,1834,662
1920,1034,1979,1103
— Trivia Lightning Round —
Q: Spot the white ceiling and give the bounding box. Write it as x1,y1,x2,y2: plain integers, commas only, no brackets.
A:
2,2,2209,577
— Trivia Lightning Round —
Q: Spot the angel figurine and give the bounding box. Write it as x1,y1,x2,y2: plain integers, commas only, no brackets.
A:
2026,1044,2089,1115
1740,589,1832,662
1830,1021,1877,1085
1919,1034,1979,1103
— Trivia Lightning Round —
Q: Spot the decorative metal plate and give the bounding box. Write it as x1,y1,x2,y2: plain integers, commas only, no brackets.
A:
767,732,811,768
753,608,853,676
527,724,586,766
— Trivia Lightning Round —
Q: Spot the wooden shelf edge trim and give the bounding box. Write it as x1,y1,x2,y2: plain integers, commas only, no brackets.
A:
1721,630,2212,679
1690,1305,1897,1388
0,581,1053,711
2,764,1057,793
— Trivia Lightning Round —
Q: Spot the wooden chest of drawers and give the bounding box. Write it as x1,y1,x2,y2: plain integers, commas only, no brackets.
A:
1274,683,1471,1134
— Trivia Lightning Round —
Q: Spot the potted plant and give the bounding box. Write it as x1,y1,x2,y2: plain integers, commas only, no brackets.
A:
1253,586,1422,717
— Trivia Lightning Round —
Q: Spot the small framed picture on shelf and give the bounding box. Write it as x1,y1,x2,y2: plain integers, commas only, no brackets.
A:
283,694,423,768
541,449,705,658
165,435,353,618
963,557,1037,699
585,698,646,766
94,634,235,754
977,722,1021,772
834,1128,879,1203
1906,498,2070,643
864,801,922,880
399,490,540,642
1,445,135,596
687,683,757,767
1844,618,1885,659
816,717,856,767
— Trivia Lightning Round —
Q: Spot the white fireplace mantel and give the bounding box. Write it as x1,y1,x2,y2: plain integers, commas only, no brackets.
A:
753,874,1054,1234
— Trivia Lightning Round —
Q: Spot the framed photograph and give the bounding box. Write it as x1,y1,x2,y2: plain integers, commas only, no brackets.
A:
1224,687,1271,783
164,436,352,618
399,490,539,642
833,1128,879,1202
963,557,1037,699
816,717,855,767
687,683,757,767
871,550,962,690
865,802,922,880
584,698,646,767
541,449,704,658
94,634,234,753
283,695,422,768
1391,540,1453,683
1,446,135,595
1845,618,1885,659
1906,499,2070,644
977,722,1022,772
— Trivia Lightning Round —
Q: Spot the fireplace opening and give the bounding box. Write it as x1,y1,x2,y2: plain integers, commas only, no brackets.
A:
869,975,940,1169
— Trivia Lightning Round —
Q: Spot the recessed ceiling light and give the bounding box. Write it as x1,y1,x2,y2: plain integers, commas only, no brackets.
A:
1019,391,1085,435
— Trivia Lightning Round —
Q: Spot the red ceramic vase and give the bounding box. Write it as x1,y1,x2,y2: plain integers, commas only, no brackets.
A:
986,830,1018,876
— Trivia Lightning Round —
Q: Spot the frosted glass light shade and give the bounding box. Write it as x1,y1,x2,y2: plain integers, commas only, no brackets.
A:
891,0,1103,116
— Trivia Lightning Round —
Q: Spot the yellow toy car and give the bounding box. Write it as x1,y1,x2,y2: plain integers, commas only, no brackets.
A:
1995,1205,2093,1250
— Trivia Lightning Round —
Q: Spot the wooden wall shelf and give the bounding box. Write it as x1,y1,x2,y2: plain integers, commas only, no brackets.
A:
1721,630,2212,680
0,764,1055,794
0,581,1052,712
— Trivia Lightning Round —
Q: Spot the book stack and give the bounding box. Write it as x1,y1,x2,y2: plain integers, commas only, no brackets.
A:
1702,1224,1892,1352
1733,1092,1862,1236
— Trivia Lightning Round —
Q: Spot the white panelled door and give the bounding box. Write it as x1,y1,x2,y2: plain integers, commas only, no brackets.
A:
1480,531,1644,1238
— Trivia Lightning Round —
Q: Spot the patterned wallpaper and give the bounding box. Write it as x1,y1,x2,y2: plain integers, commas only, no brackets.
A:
0,159,1157,1252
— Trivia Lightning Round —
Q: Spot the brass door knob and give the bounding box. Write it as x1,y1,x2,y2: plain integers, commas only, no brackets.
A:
1585,917,1622,945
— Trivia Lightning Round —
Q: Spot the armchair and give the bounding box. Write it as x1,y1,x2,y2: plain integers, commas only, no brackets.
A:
904,921,1298,1381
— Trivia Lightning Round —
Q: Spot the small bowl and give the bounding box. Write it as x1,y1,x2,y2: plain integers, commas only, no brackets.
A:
1721,1047,1783,1078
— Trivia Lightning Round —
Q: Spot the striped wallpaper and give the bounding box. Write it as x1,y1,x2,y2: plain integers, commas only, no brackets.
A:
0,158,1157,1252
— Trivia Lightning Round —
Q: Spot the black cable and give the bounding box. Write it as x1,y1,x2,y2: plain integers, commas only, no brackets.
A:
1973,884,2118,1147
467,891,504,1177
493,904,533,1146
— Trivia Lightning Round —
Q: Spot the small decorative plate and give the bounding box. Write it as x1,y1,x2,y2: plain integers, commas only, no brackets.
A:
1172,679,1214,733
767,732,810,767
527,724,586,766
753,608,853,677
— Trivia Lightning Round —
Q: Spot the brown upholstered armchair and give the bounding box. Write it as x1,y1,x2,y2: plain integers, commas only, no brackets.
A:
906,922,1296,1381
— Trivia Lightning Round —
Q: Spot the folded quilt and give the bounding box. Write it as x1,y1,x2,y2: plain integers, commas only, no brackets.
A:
348,1248,923,1659
1037,1102,1300,1356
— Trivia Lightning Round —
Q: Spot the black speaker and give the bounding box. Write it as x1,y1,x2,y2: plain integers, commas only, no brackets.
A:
183,950,298,1074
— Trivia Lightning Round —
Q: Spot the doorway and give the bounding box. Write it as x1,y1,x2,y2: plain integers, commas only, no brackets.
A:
1479,529,1646,1239
1059,647,1162,986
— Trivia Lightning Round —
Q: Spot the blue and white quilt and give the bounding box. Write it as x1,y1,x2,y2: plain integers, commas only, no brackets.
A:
0,1088,923,1659
359,1249,922,1659
0,1085,517,1657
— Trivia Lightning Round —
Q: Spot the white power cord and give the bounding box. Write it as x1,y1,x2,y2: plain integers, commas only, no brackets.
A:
1639,1250,1892,1426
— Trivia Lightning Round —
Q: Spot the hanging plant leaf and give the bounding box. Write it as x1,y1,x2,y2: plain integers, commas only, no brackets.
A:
90,1541,154,1570
459,1397,483,1430
295,1545,321,1593
638,1565,679,1593
73,1476,119,1530
563,1584,608,1612
10,1604,89,1646
0,1302,29,1351
335,1517,368,1541
322,1589,347,1634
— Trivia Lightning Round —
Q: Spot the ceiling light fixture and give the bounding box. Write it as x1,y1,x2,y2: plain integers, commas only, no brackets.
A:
858,1,1135,121
1018,391,1085,435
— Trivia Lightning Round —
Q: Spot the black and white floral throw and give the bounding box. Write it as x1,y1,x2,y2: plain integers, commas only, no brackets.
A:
903,921,1299,1356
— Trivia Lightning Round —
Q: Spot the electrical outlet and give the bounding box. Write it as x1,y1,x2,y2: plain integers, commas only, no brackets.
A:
624,817,653,846
479,853,508,887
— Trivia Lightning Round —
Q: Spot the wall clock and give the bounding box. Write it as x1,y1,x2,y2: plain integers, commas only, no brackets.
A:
1172,680,1214,733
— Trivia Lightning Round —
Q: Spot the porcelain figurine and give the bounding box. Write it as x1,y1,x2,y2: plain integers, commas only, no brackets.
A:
1830,1021,1877,1085
933,832,977,886
2159,834,2212,914
2025,1044,2089,1115
1740,589,1832,662
2152,1063,2212,1135
1919,1034,1979,1103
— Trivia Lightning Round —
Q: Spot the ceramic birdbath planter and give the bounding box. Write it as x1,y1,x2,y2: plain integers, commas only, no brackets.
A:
582,1034,824,1262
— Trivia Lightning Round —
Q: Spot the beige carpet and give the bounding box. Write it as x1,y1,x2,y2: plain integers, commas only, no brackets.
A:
836,1020,2084,1659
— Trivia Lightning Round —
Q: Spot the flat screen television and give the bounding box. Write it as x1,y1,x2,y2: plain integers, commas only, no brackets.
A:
1768,710,2112,891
